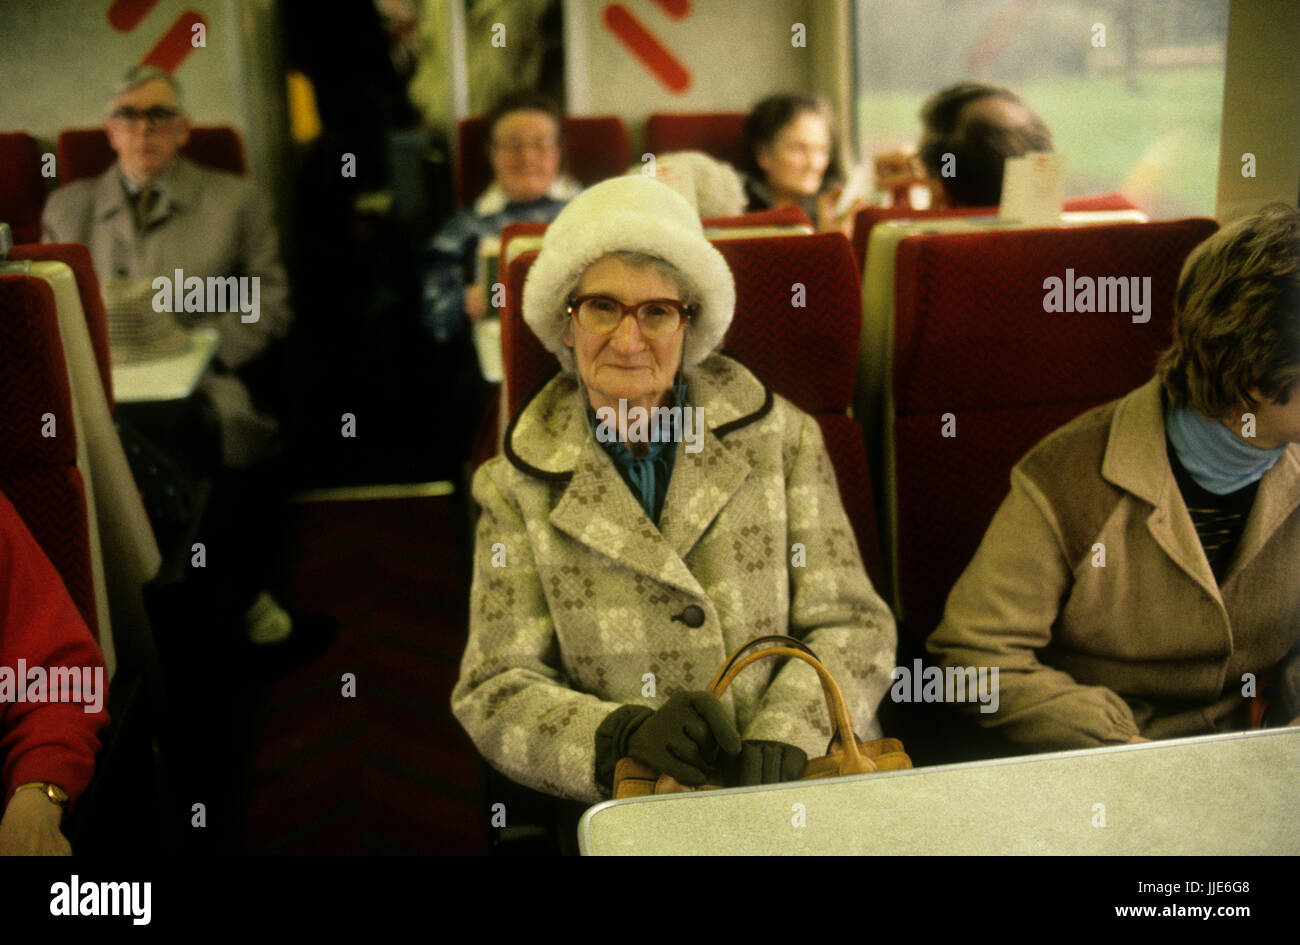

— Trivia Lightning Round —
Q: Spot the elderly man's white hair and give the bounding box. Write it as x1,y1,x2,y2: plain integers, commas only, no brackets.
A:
108,65,185,113
630,151,746,219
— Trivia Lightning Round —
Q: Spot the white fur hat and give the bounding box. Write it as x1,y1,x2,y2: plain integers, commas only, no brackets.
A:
522,176,735,373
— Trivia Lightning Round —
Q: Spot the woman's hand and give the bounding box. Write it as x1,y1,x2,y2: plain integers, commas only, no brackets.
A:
463,283,489,322
722,740,807,786
627,691,742,786
0,789,71,856
815,186,863,237
873,148,926,207
1126,734,1151,744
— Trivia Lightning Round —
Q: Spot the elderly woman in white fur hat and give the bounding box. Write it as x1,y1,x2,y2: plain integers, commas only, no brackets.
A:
452,176,896,806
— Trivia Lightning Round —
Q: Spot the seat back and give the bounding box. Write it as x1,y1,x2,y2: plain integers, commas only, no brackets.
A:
1063,191,1140,213
499,231,865,437
56,126,247,184
499,248,554,425
498,233,886,587
0,132,47,244
455,116,630,207
643,113,749,168
850,205,993,273
499,221,550,270
499,207,815,273
702,206,813,233
850,194,1141,272
711,234,859,415
885,217,1218,640
0,274,98,636
9,242,113,408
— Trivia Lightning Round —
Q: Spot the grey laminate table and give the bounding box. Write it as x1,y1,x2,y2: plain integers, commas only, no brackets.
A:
578,729,1298,855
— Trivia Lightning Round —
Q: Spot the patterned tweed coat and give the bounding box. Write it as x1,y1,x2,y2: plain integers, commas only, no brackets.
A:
452,354,897,802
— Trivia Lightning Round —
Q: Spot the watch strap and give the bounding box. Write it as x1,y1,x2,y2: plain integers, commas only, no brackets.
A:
13,781,69,808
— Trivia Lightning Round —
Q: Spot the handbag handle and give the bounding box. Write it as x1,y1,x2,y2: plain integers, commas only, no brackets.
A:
705,634,820,690
708,638,874,777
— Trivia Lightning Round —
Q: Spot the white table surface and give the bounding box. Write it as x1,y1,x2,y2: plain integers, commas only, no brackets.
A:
579,728,1299,855
110,328,219,403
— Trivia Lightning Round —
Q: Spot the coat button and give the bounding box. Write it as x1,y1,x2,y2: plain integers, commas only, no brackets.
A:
673,605,705,628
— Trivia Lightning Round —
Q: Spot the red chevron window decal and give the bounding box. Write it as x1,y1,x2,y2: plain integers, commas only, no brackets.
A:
106,2,208,73
108,0,162,32
602,3,692,95
651,0,691,20
140,10,208,72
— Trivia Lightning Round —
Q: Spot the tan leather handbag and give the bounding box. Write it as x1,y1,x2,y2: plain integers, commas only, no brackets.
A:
613,635,911,798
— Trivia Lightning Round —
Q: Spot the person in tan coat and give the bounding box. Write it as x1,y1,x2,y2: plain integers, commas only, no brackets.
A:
927,203,1300,750
452,176,896,804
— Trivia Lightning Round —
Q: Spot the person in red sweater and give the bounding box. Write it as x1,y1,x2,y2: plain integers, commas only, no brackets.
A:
0,490,109,855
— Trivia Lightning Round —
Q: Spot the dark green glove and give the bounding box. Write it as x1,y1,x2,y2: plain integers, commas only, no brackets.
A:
722,739,807,786
626,691,743,786
594,704,654,796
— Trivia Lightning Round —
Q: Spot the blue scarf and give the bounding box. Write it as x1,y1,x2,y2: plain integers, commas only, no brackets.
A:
588,380,686,523
1165,404,1287,496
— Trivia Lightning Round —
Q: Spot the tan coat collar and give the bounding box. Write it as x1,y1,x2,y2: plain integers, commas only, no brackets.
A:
1102,376,1172,507
503,354,774,592
1103,376,1300,595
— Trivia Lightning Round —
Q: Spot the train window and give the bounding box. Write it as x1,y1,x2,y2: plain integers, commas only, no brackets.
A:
852,0,1230,217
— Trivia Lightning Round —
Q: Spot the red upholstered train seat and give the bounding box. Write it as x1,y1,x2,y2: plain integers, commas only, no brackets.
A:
497,208,812,276
702,206,813,230
496,232,886,589
455,116,630,208
643,112,749,169
499,248,555,422
887,217,1217,641
850,205,992,273
56,126,247,184
0,274,98,637
850,193,1141,272
9,242,113,409
0,132,48,244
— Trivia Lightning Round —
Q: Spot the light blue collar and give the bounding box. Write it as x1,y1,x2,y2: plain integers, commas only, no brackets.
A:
1166,403,1287,495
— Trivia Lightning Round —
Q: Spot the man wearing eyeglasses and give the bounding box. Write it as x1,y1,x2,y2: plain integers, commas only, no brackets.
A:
44,66,300,650
44,65,292,467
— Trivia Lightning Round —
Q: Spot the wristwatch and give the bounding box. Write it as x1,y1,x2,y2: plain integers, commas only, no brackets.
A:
13,781,69,808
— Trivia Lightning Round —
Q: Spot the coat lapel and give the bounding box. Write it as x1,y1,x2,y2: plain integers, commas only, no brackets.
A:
153,157,199,227
551,436,706,597
1224,445,1300,585
1104,378,1222,601
507,355,769,597
91,167,134,267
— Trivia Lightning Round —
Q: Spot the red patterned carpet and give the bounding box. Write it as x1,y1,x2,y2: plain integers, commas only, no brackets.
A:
240,494,489,854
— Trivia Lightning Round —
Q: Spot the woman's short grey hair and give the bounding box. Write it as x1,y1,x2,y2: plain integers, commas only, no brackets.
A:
570,251,701,311
109,65,184,113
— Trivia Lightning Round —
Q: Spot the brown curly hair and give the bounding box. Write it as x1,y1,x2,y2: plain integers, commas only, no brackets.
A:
1159,203,1300,416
